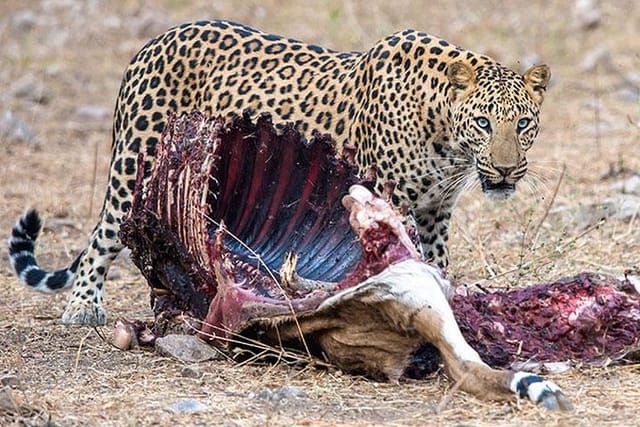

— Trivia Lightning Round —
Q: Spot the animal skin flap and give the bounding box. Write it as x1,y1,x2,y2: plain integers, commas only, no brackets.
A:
119,111,640,376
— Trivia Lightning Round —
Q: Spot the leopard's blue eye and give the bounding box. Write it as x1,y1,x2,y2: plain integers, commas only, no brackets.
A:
517,118,530,130
475,117,491,130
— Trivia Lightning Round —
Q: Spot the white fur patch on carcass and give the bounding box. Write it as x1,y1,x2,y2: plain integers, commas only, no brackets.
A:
628,275,640,294
319,259,482,364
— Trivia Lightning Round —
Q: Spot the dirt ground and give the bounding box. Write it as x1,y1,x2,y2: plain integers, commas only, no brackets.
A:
1,1,639,426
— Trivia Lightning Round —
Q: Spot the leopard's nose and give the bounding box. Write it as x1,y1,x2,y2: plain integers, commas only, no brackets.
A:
494,165,516,178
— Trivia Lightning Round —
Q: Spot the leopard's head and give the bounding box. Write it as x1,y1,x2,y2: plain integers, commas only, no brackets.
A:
447,62,551,200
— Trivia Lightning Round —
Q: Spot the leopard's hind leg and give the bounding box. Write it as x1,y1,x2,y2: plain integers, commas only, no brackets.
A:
9,202,126,325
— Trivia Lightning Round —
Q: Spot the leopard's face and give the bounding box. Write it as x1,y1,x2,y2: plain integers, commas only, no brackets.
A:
447,62,551,200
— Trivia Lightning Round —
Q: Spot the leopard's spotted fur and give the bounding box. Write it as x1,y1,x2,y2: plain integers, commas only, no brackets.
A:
9,20,550,325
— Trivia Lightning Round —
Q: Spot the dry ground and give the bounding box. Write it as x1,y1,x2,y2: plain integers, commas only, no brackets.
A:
1,1,639,426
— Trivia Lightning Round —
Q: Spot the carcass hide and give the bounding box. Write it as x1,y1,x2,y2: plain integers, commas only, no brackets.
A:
119,111,640,380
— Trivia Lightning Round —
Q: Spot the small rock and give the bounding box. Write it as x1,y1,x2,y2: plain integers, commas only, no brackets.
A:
10,9,38,32
256,385,306,402
550,195,640,228
0,387,16,412
542,361,573,375
572,0,602,30
106,267,122,280
0,374,21,388
623,72,640,87
611,195,640,220
615,87,640,103
511,360,572,374
155,334,223,362
614,73,640,103
180,366,202,379
168,399,208,414
9,76,50,104
73,105,110,122
0,110,38,145
580,45,611,73
612,175,640,195
103,15,123,30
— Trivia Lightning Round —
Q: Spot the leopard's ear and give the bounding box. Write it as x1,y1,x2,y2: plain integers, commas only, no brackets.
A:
447,61,476,100
523,64,551,105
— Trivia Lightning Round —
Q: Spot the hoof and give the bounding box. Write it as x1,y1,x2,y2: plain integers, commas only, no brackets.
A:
539,389,574,411
512,372,573,411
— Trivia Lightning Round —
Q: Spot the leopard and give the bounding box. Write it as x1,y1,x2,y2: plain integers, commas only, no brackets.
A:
9,19,550,328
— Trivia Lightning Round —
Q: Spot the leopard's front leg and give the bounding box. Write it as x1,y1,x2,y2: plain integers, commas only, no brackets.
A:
413,204,453,268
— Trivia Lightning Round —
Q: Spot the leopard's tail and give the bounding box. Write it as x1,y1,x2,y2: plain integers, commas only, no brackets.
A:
8,209,81,293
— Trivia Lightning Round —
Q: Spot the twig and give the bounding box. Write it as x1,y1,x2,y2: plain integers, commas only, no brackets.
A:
531,164,566,246
452,215,497,278
73,328,94,373
435,371,472,414
184,317,332,368
475,233,496,279
194,207,314,360
512,204,536,288
477,218,606,285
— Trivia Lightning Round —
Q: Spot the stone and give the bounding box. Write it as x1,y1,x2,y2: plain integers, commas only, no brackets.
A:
550,195,640,228
612,175,640,195
615,87,640,103
180,366,202,379
572,0,602,30
0,374,21,388
9,76,50,104
579,45,611,72
155,334,223,362
73,105,110,122
0,110,38,145
611,195,640,220
256,385,306,402
10,9,38,32
168,399,208,414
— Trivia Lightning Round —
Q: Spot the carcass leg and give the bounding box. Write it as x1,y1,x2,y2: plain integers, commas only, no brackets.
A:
369,259,573,410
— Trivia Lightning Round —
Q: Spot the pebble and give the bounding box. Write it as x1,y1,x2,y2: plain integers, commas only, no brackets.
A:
572,0,602,30
155,334,223,362
9,76,50,104
168,399,208,414
0,387,16,412
615,87,640,103
0,374,21,388
0,110,38,145
579,45,611,72
180,366,203,379
612,175,640,195
256,385,306,402
73,105,110,122
10,9,38,32
610,195,640,220
550,195,640,228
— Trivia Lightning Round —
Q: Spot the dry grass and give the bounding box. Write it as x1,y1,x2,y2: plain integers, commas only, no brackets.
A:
1,0,639,425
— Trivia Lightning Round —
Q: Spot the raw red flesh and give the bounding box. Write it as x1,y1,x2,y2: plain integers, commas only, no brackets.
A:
450,273,640,368
120,111,640,374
